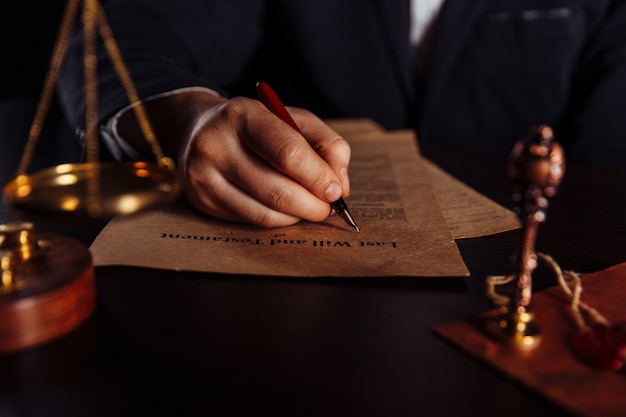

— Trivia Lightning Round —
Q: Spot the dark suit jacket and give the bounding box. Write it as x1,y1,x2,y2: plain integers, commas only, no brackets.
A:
58,0,626,165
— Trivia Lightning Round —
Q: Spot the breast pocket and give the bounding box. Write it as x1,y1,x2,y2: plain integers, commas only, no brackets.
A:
478,6,579,44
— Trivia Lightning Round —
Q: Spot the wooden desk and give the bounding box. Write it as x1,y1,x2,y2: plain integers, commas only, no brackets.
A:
1,147,625,416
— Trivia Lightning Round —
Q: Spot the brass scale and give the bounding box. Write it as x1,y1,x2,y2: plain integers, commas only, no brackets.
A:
0,0,180,354
0,0,565,354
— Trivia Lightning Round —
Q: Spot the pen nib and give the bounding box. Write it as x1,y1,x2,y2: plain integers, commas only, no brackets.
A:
331,199,360,232
342,210,360,232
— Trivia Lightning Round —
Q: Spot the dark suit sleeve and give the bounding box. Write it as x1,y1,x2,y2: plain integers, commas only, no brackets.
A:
556,0,626,166
57,0,265,129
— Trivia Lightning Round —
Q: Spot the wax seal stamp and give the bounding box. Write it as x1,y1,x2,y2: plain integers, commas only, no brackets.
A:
486,125,565,349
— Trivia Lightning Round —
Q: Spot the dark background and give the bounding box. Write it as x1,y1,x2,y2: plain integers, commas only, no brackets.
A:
1,1,82,224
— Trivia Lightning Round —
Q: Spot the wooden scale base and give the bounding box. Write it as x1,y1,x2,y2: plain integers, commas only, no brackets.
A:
0,222,95,355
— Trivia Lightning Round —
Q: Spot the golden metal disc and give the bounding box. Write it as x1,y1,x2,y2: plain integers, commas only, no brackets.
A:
0,222,95,354
3,161,181,224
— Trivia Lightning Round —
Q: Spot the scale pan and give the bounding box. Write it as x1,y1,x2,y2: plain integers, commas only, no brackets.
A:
3,161,181,224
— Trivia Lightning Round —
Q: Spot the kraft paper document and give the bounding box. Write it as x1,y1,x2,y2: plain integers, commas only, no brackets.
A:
423,159,521,239
322,121,521,240
320,119,522,239
90,124,520,277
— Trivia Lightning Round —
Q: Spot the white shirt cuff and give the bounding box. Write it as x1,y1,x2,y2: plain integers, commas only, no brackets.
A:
100,86,221,160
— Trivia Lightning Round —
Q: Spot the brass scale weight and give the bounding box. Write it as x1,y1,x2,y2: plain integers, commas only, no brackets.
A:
487,125,566,349
0,0,180,354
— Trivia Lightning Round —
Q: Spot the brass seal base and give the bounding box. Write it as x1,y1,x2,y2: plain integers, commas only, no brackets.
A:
485,305,543,350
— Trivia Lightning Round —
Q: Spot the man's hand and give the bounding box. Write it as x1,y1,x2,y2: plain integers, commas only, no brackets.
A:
117,91,351,227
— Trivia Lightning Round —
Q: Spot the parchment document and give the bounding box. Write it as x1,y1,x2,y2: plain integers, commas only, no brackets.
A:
91,130,472,277
323,121,521,240
424,160,521,239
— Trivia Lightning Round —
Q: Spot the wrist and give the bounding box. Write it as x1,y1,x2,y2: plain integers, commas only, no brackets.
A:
114,87,226,161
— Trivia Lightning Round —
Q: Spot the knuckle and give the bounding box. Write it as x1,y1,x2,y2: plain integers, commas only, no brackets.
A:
264,184,295,211
216,97,259,131
220,96,250,119
309,169,335,191
274,141,307,172
316,135,350,157
334,136,351,155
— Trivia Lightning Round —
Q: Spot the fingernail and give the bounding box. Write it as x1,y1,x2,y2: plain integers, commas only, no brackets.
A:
324,182,342,201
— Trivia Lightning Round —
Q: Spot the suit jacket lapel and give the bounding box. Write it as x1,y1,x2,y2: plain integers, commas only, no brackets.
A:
368,0,488,117
424,0,487,99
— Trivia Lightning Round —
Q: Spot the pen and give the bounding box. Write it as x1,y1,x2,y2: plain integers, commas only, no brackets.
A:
256,81,360,232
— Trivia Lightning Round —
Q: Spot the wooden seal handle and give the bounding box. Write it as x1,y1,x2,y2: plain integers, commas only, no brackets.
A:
509,125,565,307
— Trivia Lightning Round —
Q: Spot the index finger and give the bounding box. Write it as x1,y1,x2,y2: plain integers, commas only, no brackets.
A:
291,108,352,195
241,103,346,203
